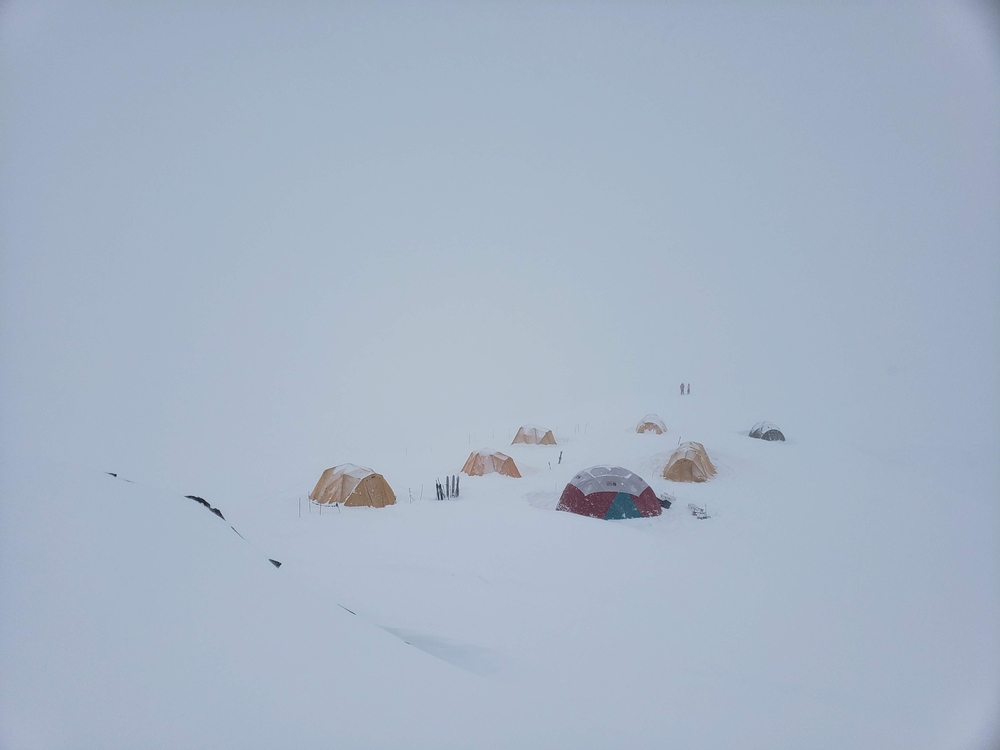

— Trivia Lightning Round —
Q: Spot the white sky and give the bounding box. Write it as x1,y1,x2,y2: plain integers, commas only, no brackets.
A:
2,1,998,495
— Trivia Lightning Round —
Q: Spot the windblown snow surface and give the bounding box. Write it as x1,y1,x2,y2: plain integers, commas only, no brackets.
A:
2,4,998,747
2,391,996,749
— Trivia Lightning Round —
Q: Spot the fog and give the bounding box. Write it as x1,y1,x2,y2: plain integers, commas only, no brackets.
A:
2,3,1000,747
3,2,998,521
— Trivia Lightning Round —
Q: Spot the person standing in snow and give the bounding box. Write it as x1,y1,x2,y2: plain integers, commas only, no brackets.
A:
686,383,690,395
680,382,685,395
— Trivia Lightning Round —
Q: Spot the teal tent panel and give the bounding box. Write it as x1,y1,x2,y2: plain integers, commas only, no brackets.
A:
604,492,641,520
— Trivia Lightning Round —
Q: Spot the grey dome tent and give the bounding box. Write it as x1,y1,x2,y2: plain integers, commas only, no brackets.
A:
749,422,785,442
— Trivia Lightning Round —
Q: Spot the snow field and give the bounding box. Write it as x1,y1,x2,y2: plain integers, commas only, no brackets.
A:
2,392,996,748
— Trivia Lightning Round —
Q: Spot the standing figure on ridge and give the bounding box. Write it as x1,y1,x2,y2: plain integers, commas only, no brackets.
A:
686,383,690,395
680,382,685,395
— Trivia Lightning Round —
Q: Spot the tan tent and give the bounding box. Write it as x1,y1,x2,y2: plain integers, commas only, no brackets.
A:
461,450,521,478
636,414,667,434
511,425,557,445
662,441,716,483
309,464,396,508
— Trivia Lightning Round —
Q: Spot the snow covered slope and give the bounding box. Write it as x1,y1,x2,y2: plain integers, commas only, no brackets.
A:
3,392,996,748
0,456,509,749
3,3,997,747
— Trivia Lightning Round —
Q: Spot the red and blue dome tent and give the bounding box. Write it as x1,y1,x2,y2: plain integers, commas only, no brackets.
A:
557,465,661,520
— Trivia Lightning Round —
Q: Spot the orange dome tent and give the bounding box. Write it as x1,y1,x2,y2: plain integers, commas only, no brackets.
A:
636,414,667,434
512,425,557,445
309,464,396,508
662,441,716,483
461,450,521,478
